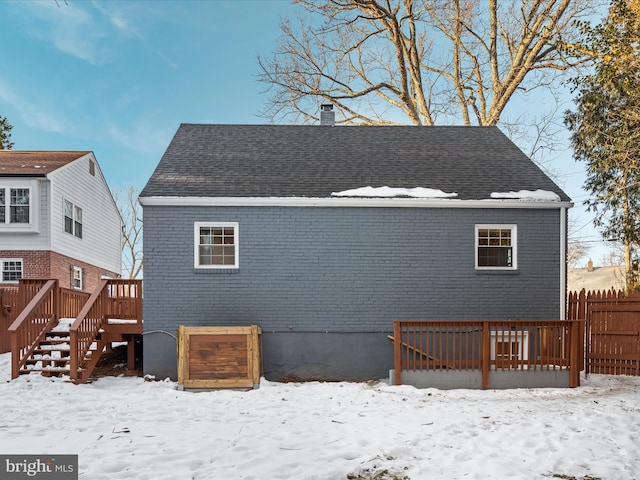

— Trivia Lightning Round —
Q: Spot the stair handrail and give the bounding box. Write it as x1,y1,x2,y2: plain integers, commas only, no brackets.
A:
69,279,110,382
8,279,59,379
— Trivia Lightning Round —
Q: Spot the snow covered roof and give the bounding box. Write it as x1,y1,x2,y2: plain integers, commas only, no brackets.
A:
140,124,570,203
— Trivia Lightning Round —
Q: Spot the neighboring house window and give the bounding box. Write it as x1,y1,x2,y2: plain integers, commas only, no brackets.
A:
476,225,517,269
0,188,30,224
64,200,83,238
1,259,23,283
194,222,239,268
72,266,83,290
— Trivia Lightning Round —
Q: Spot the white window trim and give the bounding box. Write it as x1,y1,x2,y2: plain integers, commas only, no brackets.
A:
1,258,24,283
194,222,239,269
475,224,517,270
72,266,83,290
0,180,39,232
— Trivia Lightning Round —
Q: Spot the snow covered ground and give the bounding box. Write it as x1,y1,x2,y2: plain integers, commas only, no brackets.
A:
1,352,639,480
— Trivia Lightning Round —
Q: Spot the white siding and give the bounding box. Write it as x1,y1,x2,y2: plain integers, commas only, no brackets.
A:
49,153,122,274
0,179,50,249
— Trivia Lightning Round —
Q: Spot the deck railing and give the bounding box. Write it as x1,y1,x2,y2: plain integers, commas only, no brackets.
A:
60,288,91,318
8,280,59,379
0,286,19,353
69,279,143,383
7,278,142,381
393,319,583,388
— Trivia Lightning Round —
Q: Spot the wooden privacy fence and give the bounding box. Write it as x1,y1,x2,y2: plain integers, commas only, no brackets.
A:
568,289,640,376
393,319,583,388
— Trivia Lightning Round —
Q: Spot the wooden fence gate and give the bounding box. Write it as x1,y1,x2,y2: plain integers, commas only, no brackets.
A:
568,289,640,376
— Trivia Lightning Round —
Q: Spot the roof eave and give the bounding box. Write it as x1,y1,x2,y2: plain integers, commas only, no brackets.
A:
139,196,573,209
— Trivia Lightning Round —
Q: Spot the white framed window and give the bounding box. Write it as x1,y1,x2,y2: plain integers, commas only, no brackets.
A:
194,222,239,269
0,187,30,224
475,224,517,270
64,199,83,239
1,259,23,283
72,266,83,290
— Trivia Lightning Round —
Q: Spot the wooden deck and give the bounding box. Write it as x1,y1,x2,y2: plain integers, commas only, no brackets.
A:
392,319,583,389
6,278,143,383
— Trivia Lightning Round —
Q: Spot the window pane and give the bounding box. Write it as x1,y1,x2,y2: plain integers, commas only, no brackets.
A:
64,200,74,234
74,221,82,238
478,247,512,267
10,206,29,223
2,260,23,282
0,189,5,222
11,189,29,205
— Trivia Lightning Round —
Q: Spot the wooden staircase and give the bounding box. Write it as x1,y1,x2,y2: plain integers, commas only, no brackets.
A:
23,323,72,376
8,279,143,383
18,318,101,379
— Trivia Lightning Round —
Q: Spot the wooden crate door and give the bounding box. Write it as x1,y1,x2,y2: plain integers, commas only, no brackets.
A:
190,334,248,381
178,326,261,389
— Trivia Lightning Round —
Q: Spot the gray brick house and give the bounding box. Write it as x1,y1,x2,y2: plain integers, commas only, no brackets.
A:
139,121,572,382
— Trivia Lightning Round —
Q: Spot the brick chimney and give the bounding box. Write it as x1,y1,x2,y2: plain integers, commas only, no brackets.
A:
587,259,594,272
320,104,335,126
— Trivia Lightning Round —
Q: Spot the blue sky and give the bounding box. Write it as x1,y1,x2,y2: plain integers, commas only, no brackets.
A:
0,0,298,190
0,0,609,264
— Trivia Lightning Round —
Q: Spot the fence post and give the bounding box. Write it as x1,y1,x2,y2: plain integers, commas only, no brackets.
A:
580,289,589,375
569,320,581,387
393,321,402,386
482,321,490,389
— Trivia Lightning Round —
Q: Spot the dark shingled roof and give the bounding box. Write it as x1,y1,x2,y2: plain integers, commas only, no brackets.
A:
0,151,91,176
140,124,570,202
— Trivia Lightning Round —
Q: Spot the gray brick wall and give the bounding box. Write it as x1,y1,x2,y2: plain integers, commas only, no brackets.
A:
142,205,564,380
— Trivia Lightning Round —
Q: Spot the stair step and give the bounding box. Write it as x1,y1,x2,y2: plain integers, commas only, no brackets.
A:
28,359,69,365
35,345,71,352
21,366,70,373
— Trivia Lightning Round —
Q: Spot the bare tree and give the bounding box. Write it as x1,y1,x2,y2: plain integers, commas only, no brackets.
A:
258,0,600,127
114,186,143,279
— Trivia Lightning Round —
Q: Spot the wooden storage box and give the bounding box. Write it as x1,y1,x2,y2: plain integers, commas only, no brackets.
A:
177,325,262,389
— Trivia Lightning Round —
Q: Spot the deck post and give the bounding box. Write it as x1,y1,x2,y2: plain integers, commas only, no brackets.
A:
393,321,402,385
10,330,19,379
127,337,136,371
481,321,490,389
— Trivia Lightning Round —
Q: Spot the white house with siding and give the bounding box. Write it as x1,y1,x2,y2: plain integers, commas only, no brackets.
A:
0,151,122,292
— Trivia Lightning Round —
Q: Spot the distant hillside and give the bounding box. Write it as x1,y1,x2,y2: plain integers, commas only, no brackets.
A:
568,265,625,293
